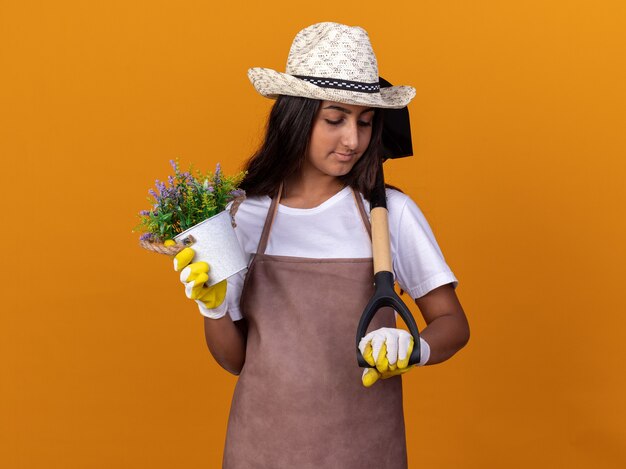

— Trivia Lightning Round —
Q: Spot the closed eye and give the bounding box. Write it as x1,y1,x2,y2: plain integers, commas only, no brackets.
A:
325,118,343,126
325,118,372,127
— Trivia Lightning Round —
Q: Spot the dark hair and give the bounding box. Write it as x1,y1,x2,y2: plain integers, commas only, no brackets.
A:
240,95,385,199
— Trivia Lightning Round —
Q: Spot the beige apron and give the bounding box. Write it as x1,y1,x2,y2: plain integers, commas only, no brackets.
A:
223,188,407,469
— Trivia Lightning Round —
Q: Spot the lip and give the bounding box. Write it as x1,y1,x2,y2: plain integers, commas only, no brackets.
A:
333,152,357,162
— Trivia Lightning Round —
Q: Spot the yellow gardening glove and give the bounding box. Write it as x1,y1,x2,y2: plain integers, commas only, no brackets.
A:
171,244,228,319
358,328,422,388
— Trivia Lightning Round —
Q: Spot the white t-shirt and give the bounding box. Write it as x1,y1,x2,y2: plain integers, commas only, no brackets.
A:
225,186,458,321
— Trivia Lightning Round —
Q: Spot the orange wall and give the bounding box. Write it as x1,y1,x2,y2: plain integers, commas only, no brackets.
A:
2,1,625,468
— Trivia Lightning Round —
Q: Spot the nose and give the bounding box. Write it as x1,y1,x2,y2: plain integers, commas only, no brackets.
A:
340,120,359,152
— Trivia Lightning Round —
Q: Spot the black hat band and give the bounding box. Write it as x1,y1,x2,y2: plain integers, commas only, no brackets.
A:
293,75,380,93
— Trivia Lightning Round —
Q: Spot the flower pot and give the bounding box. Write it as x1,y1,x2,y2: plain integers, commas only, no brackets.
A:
174,210,248,287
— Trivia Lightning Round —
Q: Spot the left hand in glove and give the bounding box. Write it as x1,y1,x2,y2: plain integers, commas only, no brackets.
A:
171,244,228,319
358,327,430,387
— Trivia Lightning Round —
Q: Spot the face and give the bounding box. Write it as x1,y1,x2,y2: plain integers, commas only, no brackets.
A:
304,100,375,179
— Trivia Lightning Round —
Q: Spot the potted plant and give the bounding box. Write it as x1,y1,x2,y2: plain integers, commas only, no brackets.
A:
135,159,248,286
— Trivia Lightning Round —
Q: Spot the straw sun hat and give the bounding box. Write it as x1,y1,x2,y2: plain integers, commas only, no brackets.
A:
248,22,415,109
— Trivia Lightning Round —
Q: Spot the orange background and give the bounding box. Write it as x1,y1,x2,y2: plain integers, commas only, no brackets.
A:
2,1,625,468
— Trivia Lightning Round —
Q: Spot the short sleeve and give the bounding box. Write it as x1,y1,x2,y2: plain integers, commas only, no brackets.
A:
224,198,254,322
389,192,458,299
225,269,246,321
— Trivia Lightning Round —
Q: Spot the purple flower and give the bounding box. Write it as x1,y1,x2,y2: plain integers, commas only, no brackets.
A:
155,180,167,194
149,188,159,199
230,189,245,198
139,210,150,216
202,179,214,193
140,232,154,241
169,159,179,173
168,175,175,185
214,163,221,184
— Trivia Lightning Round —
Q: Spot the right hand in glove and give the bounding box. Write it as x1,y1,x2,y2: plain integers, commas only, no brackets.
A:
358,328,430,387
172,245,228,319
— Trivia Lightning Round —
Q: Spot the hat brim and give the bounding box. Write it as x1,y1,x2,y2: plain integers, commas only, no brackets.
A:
248,67,415,109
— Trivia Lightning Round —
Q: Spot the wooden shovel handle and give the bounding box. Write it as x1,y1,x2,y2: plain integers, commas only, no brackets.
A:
371,207,393,274
356,161,422,367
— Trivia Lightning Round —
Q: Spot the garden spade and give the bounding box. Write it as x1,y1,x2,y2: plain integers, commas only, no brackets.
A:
356,78,422,367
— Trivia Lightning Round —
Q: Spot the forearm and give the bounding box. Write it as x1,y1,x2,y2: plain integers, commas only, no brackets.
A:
203,315,246,375
420,313,469,365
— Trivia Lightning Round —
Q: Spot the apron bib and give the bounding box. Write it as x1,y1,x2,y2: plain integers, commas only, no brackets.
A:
223,188,407,469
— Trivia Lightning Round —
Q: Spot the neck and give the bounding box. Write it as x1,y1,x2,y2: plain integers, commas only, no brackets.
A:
281,173,345,209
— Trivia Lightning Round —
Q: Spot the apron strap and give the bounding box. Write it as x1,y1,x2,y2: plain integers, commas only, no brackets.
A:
256,183,283,255
256,183,372,255
351,188,372,240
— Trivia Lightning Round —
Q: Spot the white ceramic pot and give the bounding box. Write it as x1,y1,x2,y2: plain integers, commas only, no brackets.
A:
174,210,248,286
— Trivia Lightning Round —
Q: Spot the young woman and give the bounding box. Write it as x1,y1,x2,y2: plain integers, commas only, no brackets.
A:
173,22,469,468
